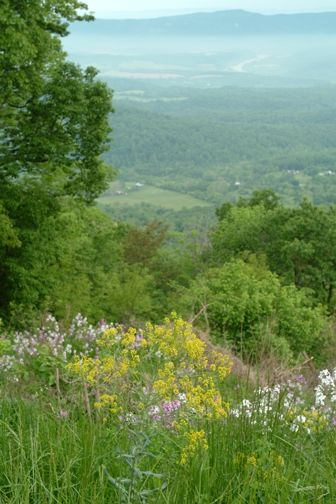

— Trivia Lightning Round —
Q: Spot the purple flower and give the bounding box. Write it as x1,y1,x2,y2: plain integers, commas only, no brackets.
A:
148,405,161,421
133,331,144,349
162,400,181,414
59,409,69,419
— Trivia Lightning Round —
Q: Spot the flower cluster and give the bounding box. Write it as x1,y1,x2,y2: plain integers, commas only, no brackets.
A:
180,430,208,465
14,314,66,360
234,449,285,485
231,370,336,434
67,315,232,429
0,314,115,383
315,369,336,408
0,354,16,373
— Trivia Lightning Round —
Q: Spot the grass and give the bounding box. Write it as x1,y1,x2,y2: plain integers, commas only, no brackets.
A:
99,183,211,210
1,316,336,503
0,394,335,503
0,400,120,503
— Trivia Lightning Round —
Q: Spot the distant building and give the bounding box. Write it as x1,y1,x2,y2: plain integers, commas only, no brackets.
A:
318,171,335,177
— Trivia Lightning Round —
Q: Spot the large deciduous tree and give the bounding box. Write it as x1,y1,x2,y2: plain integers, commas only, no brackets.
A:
0,0,113,201
0,1,114,321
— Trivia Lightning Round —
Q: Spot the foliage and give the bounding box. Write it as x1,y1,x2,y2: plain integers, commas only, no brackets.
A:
183,259,327,360
1,0,113,201
0,0,114,322
1,203,122,324
213,194,336,312
123,221,168,267
67,315,232,425
103,432,167,503
0,194,197,327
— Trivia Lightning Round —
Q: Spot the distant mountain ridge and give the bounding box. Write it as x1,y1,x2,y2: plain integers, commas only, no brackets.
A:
70,10,336,36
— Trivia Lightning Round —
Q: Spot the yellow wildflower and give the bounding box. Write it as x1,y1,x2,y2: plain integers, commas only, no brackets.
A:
180,430,208,465
246,455,257,467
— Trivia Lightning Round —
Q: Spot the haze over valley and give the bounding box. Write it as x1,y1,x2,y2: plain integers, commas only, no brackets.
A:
64,10,336,227
65,11,336,86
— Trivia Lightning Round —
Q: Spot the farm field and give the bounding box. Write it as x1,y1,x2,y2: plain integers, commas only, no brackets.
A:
99,183,211,210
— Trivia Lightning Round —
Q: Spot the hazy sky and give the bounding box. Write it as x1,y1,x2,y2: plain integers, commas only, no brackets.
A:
86,0,336,18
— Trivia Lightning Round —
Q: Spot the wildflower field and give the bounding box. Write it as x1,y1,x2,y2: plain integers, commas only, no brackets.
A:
0,314,336,503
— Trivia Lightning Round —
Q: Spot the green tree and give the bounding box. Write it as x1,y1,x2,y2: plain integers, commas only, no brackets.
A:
213,194,336,311
216,189,280,221
1,1,113,201
123,221,168,267
0,1,114,321
183,259,326,360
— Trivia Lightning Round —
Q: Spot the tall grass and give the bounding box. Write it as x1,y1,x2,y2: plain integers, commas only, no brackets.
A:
1,315,335,502
0,394,335,503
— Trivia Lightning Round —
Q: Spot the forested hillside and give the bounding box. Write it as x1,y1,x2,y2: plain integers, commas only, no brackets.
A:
103,85,336,220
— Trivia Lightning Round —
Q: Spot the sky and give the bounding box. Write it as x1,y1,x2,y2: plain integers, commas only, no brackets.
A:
85,0,336,18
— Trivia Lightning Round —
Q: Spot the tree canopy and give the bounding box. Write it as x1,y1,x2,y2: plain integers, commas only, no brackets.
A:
0,1,114,320
1,0,113,202
213,192,336,312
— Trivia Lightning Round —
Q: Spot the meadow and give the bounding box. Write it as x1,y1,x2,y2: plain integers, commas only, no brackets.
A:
99,183,211,211
1,314,336,503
